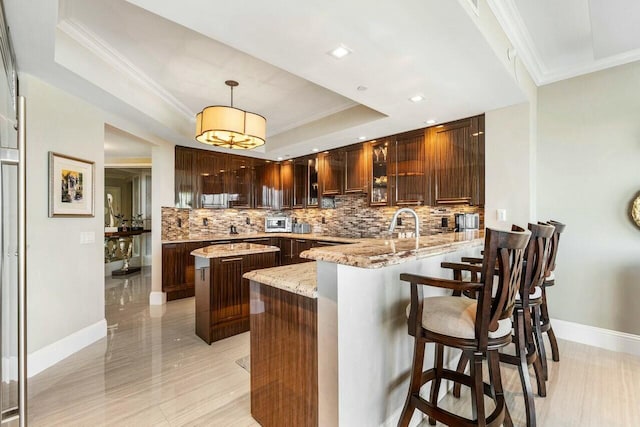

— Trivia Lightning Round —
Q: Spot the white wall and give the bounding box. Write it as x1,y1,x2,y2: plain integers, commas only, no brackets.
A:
150,140,174,305
21,74,106,374
485,102,533,228
537,61,640,336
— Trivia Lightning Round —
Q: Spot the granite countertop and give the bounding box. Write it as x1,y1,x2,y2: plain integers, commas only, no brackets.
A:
243,262,318,298
190,242,280,258
163,232,360,244
300,230,484,269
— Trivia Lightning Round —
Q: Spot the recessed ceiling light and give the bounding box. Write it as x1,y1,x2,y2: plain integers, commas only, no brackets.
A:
359,136,366,140
324,151,329,154
409,95,425,103
426,119,436,125
328,45,352,59
312,148,319,152
357,86,368,91
277,156,283,160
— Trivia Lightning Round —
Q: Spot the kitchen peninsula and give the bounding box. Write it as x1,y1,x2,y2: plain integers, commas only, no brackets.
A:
191,242,279,344
245,230,484,427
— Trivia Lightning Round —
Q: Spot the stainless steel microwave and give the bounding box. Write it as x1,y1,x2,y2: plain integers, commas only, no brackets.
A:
265,216,292,233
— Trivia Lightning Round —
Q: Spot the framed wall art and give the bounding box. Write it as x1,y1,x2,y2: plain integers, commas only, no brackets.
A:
48,152,95,217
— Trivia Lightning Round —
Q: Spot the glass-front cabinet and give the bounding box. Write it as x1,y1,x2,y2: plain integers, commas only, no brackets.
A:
292,159,306,208
370,140,389,206
307,156,319,207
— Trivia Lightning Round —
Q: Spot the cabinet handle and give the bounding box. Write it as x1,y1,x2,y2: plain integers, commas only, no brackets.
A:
222,257,243,262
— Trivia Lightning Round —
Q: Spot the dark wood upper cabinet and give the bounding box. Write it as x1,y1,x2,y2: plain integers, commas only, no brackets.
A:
174,114,484,210
197,151,227,209
226,155,253,208
307,156,320,208
426,115,484,205
280,161,294,209
390,130,427,205
369,139,391,206
292,158,306,209
344,143,368,193
320,150,344,196
254,161,282,209
175,147,196,208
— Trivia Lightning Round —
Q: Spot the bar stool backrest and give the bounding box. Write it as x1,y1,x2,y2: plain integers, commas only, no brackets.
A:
476,227,530,349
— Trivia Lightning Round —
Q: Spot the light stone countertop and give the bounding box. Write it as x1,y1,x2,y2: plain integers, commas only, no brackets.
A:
244,262,318,298
300,230,484,269
163,232,360,244
190,242,280,258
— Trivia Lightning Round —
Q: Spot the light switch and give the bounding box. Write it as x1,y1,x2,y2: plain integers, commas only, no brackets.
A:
80,231,96,244
496,209,507,222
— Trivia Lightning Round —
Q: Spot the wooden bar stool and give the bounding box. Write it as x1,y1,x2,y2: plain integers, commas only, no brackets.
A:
397,227,530,427
446,223,554,427
537,220,566,379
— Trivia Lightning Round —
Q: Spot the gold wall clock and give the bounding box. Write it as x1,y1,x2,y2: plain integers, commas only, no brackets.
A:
632,194,640,228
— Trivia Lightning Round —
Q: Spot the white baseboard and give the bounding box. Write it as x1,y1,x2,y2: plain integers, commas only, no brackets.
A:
28,319,107,378
149,291,166,306
551,318,640,357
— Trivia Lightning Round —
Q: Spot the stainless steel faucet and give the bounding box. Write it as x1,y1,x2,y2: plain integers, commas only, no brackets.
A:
389,207,420,239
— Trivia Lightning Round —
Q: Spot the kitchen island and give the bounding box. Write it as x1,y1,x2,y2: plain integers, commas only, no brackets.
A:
191,242,279,344
245,230,483,427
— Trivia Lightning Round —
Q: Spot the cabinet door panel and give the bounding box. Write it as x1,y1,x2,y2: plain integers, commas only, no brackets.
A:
425,115,484,205
162,244,183,289
227,155,253,208
370,140,390,206
255,161,281,209
307,157,319,207
198,152,227,208
280,161,293,209
392,131,426,205
345,144,367,193
321,151,344,195
175,147,195,208
212,257,244,322
293,159,306,208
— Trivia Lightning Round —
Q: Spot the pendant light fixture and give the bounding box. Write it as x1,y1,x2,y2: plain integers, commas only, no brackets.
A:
195,80,266,149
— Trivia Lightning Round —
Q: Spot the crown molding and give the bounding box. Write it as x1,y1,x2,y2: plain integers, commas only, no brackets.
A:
488,0,640,86
486,0,546,86
57,19,194,121
536,47,640,85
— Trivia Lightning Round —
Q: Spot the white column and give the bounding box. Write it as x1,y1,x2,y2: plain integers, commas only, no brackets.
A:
149,140,174,306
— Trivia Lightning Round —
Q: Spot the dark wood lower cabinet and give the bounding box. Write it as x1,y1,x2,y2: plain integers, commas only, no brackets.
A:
195,252,277,344
250,281,318,427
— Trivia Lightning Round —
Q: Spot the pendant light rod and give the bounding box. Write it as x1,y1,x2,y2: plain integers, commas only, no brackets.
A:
225,80,238,108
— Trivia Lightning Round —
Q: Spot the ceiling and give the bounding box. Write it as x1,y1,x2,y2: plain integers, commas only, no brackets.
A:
489,0,640,85
9,0,629,160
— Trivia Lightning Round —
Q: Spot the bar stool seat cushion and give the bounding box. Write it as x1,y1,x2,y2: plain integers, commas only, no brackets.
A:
406,296,512,340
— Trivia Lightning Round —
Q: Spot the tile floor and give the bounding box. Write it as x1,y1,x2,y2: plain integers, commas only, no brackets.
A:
24,267,640,426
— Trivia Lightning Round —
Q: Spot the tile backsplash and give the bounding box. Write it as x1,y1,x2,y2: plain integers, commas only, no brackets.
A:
161,194,484,241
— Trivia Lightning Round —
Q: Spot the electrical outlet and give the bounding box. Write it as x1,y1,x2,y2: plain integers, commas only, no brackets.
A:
246,217,250,225
322,216,326,224
497,209,507,222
